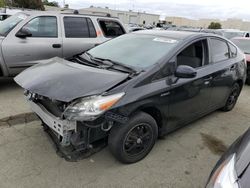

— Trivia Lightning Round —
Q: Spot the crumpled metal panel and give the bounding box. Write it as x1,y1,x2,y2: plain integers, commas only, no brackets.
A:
14,57,128,102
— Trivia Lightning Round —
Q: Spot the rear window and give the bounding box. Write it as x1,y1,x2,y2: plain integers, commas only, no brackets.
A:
64,17,97,38
210,38,230,62
229,43,237,58
99,20,125,37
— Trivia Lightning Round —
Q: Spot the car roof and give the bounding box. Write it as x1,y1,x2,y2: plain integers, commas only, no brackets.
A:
21,11,118,19
232,37,250,40
0,13,10,15
133,30,215,40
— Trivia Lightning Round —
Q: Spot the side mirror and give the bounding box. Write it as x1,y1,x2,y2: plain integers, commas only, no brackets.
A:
175,65,197,79
16,28,32,38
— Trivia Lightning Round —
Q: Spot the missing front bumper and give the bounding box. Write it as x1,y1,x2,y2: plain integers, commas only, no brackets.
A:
28,100,107,161
43,123,107,162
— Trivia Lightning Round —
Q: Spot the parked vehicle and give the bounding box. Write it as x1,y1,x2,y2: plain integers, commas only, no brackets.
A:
206,128,250,188
0,11,126,77
0,13,11,21
15,31,246,163
231,37,250,85
219,29,250,39
128,26,145,32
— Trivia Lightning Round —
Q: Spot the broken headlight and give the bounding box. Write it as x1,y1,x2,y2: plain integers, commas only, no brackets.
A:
63,92,125,121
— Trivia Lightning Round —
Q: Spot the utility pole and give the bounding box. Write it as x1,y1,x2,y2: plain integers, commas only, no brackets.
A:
63,0,65,8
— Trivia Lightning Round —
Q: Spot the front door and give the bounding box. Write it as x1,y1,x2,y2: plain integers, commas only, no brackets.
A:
166,39,213,132
2,15,62,75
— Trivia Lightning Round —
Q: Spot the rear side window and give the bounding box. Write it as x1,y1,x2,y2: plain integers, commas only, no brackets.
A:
99,20,125,37
23,16,57,38
229,43,237,58
64,17,97,38
210,38,230,62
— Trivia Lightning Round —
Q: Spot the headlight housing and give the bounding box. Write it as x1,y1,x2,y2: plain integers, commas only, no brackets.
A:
206,154,239,188
63,92,125,121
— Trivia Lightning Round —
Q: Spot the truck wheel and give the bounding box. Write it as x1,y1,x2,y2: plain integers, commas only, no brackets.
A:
108,112,158,164
221,83,241,112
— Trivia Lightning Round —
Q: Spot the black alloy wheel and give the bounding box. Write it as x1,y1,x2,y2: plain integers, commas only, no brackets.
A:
221,83,241,111
123,123,153,157
108,112,158,164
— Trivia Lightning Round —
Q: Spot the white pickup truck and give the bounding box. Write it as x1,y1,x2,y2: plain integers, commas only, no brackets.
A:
0,11,127,77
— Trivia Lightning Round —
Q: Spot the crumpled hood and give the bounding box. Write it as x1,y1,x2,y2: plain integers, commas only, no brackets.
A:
14,57,129,102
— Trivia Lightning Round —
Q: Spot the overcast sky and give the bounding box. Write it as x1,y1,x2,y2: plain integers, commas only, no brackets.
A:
59,0,250,21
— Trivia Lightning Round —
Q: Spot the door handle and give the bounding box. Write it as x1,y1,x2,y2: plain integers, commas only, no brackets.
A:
204,76,213,82
52,44,62,48
204,76,212,85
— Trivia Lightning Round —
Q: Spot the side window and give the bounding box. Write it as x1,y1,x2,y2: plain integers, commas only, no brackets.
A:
229,43,237,58
99,20,125,37
177,40,207,68
210,38,230,62
87,18,97,38
64,17,97,38
23,16,57,37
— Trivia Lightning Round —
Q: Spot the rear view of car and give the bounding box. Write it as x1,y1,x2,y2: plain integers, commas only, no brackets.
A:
231,37,250,85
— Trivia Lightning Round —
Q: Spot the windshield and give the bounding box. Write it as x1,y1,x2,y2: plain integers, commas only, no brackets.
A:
232,39,250,54
87,34,179,68
0,13,28,36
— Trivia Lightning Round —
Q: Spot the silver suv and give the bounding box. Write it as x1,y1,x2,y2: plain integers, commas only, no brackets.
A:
0,11,127,77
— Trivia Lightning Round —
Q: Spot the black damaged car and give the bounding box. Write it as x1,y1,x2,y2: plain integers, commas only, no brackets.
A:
15,31,247,163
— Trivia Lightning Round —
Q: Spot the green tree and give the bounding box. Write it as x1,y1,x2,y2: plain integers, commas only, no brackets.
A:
0,0,5,7
208,22,222,29
43,0,59,7
6,0,44,10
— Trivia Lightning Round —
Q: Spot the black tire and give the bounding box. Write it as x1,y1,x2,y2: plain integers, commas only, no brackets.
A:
108,112,158,164
221,83,241,112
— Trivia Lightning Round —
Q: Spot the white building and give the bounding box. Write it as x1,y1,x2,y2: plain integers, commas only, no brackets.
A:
79,6,160,25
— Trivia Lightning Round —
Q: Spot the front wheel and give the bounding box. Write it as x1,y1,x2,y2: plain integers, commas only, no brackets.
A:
108,112,158,164
221,83,241,112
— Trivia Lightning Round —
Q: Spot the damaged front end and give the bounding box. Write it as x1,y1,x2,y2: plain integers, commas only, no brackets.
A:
15,58,130,161
26,91,125,161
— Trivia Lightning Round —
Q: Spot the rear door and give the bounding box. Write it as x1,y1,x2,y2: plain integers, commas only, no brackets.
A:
61,15,101,58
2,15,62,75
208,38,236,108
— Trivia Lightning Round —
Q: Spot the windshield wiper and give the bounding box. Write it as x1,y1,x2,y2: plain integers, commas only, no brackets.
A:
74,53,101,67
91,56,138,74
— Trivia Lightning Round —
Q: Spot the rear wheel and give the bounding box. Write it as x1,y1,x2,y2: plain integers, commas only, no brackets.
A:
108,112,158,164
221,83,241,112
